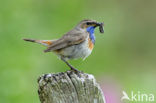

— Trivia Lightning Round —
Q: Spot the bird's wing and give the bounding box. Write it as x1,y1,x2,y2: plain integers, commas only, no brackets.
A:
44,29,88,52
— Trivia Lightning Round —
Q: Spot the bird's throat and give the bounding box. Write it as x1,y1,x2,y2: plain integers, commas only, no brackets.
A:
86,26,95,44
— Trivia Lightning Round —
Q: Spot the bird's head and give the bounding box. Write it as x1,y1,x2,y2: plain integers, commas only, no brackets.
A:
76,19,104,33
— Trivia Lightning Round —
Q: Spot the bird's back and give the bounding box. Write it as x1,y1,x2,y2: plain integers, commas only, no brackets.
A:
44,28,88,52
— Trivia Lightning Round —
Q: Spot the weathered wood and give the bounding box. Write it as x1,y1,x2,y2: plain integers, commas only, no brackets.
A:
38,70,106,103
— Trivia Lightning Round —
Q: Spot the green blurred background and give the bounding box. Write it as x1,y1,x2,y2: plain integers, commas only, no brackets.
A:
0,0,156,103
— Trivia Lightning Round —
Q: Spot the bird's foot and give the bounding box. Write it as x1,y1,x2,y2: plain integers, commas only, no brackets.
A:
70,67,81,74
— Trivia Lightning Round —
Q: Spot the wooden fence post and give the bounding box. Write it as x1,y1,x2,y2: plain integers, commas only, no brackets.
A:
38,70,106,103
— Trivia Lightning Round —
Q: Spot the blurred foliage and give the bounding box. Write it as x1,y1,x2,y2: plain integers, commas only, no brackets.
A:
0,0,156,103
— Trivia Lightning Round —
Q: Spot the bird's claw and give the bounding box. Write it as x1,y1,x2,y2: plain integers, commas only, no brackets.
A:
70,67,82,75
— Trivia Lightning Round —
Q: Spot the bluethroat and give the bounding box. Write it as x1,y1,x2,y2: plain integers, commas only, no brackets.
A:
23,19,104,72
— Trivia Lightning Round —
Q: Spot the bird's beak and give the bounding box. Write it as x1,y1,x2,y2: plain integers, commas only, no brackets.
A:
96,22,104,33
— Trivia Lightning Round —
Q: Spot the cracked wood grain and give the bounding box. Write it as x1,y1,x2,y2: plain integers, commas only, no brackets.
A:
38,70,106,103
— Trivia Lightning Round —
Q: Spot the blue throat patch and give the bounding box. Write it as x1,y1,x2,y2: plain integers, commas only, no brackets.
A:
86,26,95,44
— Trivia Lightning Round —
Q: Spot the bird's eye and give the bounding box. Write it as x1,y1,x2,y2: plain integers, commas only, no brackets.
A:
86,22,91,25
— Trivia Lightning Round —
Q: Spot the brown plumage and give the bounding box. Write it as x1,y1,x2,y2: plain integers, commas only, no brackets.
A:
44,29,88,52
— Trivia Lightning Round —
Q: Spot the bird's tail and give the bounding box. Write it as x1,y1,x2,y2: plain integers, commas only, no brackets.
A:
23,38,36,42
23,38,56,47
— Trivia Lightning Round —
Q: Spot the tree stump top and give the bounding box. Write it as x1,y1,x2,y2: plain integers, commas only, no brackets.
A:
38,70,105,103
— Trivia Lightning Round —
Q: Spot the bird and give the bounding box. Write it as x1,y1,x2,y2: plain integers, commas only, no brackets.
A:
23,19,104,72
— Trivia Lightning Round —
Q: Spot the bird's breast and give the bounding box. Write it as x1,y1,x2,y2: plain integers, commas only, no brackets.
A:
88,37,94,50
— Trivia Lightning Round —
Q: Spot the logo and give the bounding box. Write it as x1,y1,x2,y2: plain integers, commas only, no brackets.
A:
121,91,155,102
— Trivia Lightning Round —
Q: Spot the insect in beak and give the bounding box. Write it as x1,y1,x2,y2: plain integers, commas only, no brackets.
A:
97,22,104,33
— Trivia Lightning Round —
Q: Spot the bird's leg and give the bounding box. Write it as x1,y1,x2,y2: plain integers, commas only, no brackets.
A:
61,57,80,73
